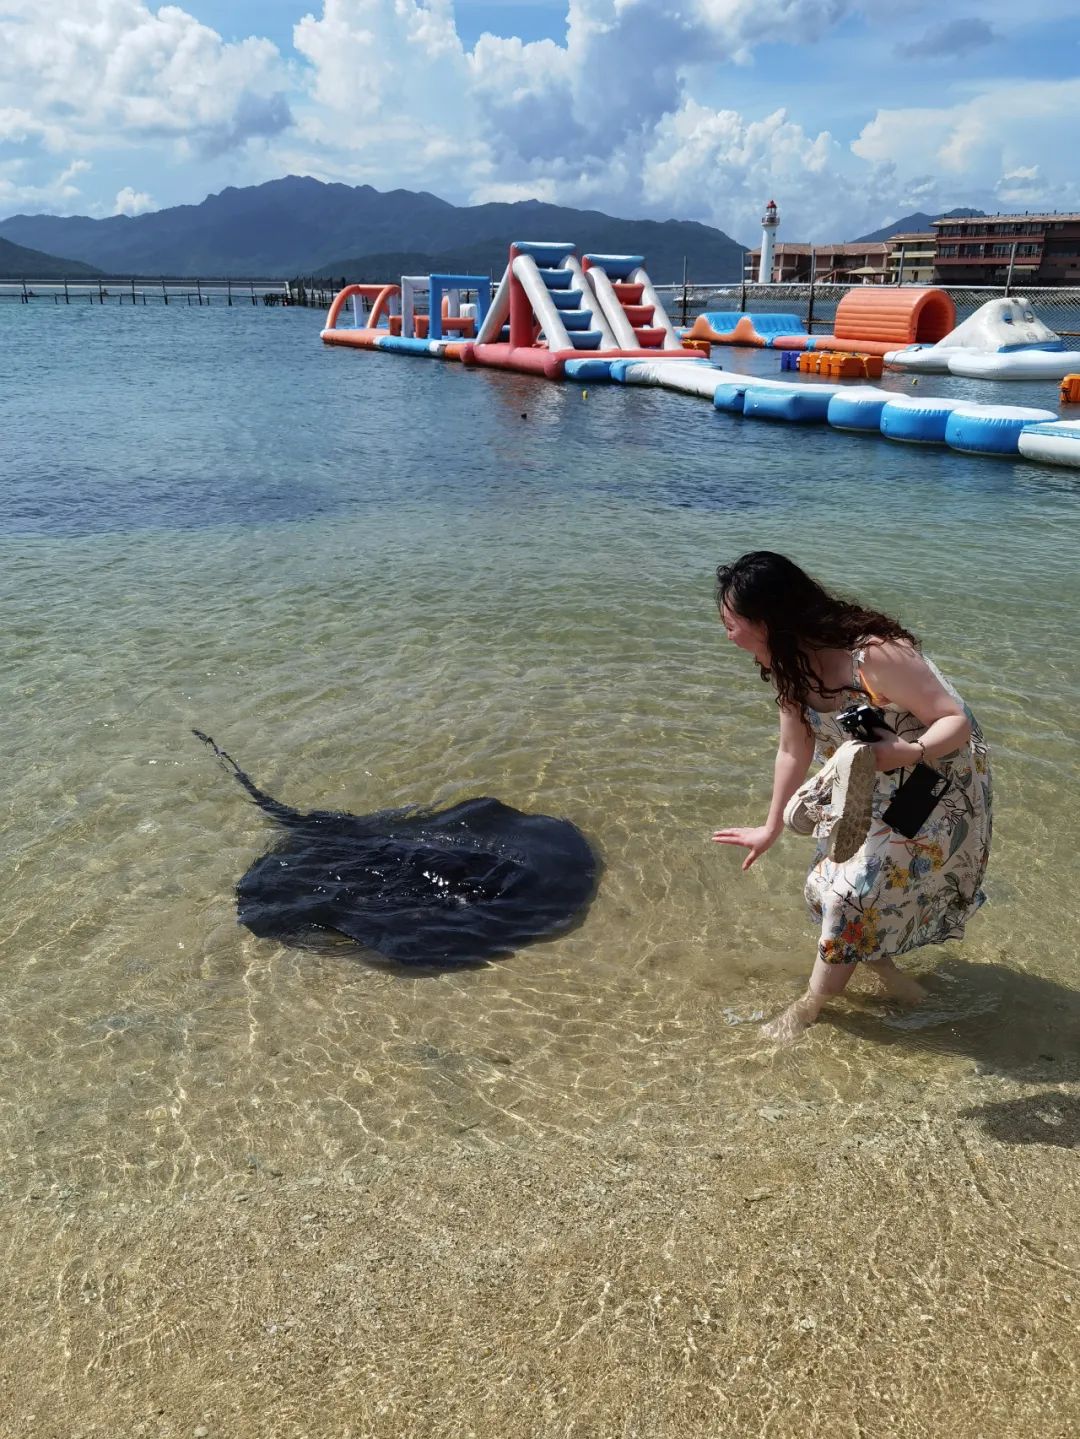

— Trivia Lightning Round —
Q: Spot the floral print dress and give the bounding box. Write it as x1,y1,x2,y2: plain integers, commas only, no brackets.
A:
805,649,992,966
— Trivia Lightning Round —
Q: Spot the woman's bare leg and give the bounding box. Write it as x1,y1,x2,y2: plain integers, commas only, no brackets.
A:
761,957,857,1042
863,956,927,1004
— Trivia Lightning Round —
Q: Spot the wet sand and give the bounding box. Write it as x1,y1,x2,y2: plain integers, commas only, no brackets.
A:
6,1074,1078,1438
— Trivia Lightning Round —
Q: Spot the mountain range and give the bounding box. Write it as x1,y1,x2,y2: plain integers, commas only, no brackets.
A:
0,179,999,281
0,176,747,283
0,235,102,279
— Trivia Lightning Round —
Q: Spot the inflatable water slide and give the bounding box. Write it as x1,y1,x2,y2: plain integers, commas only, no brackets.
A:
462,242,698,379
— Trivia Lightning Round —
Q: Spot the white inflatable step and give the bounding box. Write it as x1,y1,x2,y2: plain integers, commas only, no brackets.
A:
947,350,1080,380
1016,419,1080,467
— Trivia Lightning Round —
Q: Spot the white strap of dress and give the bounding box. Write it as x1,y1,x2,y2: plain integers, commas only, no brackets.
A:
851,647,865,689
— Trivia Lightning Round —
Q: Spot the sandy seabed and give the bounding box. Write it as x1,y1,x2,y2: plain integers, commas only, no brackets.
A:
5,1076,1078,1439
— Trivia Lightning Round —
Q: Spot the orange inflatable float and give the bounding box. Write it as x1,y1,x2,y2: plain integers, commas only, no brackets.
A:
811,288,955,357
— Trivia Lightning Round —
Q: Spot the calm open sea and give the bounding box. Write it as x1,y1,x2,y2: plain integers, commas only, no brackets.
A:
2,300,1078,1194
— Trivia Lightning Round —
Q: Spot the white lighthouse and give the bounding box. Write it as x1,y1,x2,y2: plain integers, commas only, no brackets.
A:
758,198,779,283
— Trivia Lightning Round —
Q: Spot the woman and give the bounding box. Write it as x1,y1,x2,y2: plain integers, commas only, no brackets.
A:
712,552,992,1042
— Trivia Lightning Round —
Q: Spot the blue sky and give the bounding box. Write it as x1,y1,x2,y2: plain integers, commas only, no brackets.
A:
2,1,1078,244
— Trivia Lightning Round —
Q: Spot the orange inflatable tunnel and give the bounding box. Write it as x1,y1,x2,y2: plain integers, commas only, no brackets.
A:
813,287,955,357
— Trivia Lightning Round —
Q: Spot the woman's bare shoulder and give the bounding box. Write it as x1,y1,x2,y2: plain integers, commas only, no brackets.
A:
860,635,923,671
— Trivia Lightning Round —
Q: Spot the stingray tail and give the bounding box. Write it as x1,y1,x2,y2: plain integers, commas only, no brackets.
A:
192,729,303,827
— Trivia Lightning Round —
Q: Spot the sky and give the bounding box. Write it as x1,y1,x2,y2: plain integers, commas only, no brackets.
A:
1,0,1079,244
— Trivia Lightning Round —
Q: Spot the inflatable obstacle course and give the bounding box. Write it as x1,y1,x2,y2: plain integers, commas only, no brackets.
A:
317,252,1069,468
320,242,697,378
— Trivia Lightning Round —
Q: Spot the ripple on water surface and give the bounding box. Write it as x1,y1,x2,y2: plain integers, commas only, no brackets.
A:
1,302,1079,1201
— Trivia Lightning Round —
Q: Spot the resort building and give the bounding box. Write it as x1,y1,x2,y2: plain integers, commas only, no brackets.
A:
744,242,890,284
745,215,1080,288
886,233,935,285
932,213,1080,286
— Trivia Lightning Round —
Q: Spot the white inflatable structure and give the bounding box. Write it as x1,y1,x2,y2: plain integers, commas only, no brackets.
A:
1017,419,1080,468
885,298,1080,379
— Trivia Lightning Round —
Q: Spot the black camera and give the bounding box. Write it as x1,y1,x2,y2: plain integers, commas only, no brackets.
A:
836,703,892,742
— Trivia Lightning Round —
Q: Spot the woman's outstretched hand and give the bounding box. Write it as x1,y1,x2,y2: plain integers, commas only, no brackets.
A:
711,825,779,871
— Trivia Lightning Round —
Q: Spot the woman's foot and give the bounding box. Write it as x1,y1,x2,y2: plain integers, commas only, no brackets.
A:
865,961,927,1005
761,991,824,1043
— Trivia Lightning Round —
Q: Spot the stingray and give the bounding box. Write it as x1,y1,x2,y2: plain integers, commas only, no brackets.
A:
194,731,599,967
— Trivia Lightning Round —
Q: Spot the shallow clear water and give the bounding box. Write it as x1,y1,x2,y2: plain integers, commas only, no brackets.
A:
2,301,1079,1203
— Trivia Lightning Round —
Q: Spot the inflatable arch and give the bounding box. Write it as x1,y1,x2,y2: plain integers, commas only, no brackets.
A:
812,288,955,356
321,283,401,349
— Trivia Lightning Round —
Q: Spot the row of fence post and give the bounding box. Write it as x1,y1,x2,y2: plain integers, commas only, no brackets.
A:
17,278,267,304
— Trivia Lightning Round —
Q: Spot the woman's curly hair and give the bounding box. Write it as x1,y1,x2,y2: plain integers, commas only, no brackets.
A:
715,551,918,716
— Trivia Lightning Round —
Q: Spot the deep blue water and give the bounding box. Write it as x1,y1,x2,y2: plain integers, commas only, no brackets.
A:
3,299,1075,540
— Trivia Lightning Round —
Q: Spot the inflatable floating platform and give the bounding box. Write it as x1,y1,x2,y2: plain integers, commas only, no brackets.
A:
885,298,1080,380
604,358,1056,455
683,311,808,348
1017,419,1080,467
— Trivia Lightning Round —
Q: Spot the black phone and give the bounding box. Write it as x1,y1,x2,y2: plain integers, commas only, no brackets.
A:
882,764,951,838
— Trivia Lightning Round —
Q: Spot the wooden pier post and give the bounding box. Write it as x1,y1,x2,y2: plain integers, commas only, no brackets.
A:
197,278,203,306
162,277,168,305
64,279,70,304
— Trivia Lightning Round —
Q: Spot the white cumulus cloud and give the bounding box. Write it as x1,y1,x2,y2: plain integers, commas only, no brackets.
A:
114,185,156,216
1,0,1077,244
0,1,292,157
853,78,1080,217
